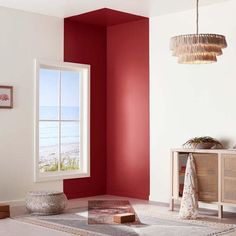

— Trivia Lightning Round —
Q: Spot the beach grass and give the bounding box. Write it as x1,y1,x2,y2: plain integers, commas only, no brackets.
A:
39,143,80,173
40,159,79,172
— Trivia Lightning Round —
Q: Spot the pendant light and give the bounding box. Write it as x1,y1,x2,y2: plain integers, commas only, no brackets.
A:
170,0,227,64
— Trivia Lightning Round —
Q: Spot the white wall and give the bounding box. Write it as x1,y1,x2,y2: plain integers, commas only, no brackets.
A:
0,7,63,203
150,0,236,204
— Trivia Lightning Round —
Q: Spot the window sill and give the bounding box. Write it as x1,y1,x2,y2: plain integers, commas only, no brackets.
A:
34,171,90,183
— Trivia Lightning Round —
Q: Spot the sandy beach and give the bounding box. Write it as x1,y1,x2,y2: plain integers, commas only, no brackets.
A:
39,143,79,172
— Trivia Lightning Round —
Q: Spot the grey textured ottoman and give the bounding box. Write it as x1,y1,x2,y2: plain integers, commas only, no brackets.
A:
26,191,67,215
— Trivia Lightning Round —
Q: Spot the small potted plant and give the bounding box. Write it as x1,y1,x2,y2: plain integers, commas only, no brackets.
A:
183,136,223,149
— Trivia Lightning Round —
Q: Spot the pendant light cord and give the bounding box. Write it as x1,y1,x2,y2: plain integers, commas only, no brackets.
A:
196,0,199,34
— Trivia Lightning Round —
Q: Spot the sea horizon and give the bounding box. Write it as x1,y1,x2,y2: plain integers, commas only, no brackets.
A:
40,105,80,147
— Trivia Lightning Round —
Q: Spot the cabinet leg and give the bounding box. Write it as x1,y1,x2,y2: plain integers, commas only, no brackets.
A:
218,205,223,218
169,198,174,211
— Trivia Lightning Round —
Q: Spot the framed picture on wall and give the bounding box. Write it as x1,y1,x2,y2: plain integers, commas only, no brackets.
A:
0,86,13,108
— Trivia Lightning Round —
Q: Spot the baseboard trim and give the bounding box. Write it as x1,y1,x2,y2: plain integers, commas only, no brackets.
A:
148,198,236,213
149,200,169,207
0,199,25,207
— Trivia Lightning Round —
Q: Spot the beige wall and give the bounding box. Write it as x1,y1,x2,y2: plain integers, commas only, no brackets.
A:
0,6,63,203
150,0,236,207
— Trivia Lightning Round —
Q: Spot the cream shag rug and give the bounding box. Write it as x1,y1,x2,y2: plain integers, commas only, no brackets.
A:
14,204,236,236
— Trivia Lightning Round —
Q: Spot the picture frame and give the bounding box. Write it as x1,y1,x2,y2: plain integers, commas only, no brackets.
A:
0,86,13,109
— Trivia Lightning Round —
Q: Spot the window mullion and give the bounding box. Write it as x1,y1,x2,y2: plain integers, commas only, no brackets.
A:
39,119,80,122
79,73,83,172
58,70,62,172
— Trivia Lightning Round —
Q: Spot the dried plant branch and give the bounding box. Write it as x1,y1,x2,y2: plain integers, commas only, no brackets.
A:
183,136,223,149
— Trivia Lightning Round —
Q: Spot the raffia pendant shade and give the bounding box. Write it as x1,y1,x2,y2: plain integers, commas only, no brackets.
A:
170,33,227,64
170,0,227,64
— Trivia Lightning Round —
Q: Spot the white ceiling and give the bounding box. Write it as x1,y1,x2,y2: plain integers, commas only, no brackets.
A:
0,0,232,18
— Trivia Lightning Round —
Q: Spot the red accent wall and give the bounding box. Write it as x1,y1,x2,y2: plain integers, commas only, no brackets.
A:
67,8,144,27
106,20,149,199
63,20,107,198
63,9,149,200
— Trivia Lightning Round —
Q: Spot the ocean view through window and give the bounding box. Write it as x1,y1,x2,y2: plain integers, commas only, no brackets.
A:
35,60,90,182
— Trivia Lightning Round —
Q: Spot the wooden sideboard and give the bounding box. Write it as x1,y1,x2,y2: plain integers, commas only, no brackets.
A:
170,148,236,218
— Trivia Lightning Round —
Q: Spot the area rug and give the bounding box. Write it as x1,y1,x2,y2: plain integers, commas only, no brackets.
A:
14,205,236,236
88,200,141,225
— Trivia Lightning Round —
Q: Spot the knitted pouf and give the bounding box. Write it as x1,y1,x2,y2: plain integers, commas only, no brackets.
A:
26,191,67,215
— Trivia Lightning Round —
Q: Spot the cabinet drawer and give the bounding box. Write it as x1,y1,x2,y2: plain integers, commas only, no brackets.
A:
222,178,236,203
223,156,236,178
193,154,218,175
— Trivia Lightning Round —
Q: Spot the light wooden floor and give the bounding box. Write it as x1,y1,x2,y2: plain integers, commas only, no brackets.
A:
2,195,236,236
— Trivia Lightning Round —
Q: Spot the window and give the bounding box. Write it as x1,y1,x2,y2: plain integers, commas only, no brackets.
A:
35,60,90,182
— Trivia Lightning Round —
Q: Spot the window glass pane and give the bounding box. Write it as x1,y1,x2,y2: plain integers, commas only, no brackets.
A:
39,121,59,172
60,122,80,171
39,69,60,120
61,71,80,120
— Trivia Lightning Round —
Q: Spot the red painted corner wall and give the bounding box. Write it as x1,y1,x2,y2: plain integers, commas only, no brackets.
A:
63,19,107,198
63,9,149,200
106,19,150,199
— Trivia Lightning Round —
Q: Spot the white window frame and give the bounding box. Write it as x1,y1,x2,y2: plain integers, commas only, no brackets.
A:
34,59,90,182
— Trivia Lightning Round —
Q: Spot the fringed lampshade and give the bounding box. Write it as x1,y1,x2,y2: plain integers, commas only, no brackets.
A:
170,0,227,64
